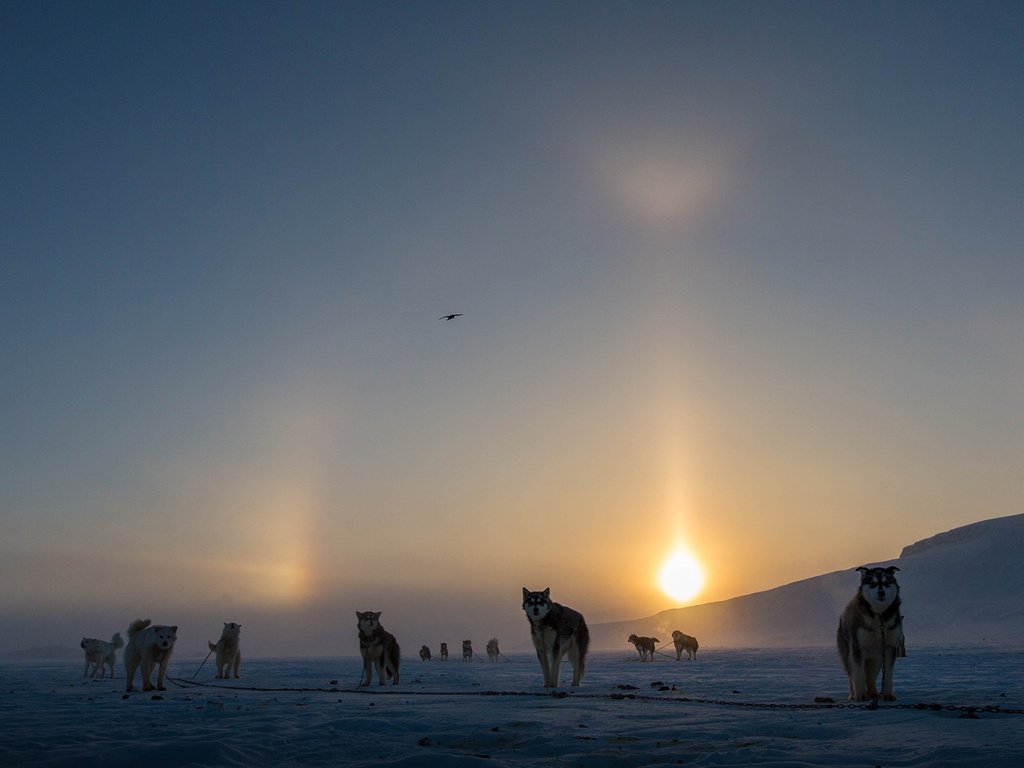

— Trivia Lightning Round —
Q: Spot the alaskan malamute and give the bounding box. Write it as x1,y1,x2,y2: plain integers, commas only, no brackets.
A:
356,611,400,686
522,587,589,687
627,633,659,661
837,566,905,701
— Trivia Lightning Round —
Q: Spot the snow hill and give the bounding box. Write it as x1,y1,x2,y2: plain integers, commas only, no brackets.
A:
591,513,1024,650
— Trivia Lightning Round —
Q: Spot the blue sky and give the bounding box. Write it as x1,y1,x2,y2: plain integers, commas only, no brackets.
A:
2,1,1022,656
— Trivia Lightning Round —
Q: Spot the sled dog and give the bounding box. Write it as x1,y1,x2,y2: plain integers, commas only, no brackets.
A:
486,638,500,661
522,587,589,687
837,566,906,701
356,611,400,686
124,619,178,692
208,622,242,679
439,642,448,660
628,633,659,661
462,640,474,661
419,645,431,661
81,633,123,679
671,630,699,660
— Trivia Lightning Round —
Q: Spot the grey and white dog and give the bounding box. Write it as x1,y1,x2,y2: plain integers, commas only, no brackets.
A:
356,611,400,686
522,587,589,687
837,565,906,701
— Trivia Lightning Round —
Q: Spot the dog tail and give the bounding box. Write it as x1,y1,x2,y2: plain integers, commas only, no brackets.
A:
209,641,218,651
111,632,124,648
127,619,151,637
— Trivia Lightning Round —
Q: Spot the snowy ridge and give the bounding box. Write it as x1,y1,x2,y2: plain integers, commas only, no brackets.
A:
900,513,1024,558
592,513,1024,650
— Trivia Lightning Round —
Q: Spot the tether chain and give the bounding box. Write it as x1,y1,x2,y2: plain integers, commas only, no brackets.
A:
165,677,1024,716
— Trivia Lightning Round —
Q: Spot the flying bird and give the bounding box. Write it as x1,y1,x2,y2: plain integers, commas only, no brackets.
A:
439,313,463,321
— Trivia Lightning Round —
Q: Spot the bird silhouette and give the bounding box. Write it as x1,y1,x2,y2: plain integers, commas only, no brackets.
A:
439,313,463,321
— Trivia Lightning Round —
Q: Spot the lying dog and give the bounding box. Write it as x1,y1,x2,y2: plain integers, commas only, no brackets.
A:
81,633,123,679
356,611,400,686
837,565,906,701
208,622,242,679
419,645,432,661
628,633,659,661
124,619,178,692
671,630,699,660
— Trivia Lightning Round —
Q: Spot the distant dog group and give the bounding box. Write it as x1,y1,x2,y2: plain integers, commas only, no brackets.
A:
81,619,238,693
83,567,903,697
627,630,699,661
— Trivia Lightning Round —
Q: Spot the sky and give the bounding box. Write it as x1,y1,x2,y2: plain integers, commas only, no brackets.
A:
2,0,1022,657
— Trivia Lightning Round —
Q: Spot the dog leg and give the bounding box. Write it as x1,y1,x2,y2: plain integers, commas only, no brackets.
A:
233,651,241,678
359,656,372,687
881,647,897,701
141,658,155,691
534,646,551,687
568,643,584,686
548,641,563,688
156,657,168,691
864,656,881,700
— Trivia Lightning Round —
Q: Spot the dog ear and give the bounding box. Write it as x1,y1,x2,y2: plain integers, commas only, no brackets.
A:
170,626,178,633
542,587,550,598
855,566,869,573
885,566,900,574
522,587,530,600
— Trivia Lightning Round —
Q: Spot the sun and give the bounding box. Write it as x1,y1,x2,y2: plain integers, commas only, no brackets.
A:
658,548,706,603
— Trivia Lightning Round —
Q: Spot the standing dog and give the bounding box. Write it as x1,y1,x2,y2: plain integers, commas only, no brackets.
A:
486,638,500,662
628,634,659,661
439,642,448,660
356,611,400,686
837,566,906,701
462,640,474,661
522,587,589,687
671,630,699,660
124,619,178,692
208,622,242,679
80,633,123,679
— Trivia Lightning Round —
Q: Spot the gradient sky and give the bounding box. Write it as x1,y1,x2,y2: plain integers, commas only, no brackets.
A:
2,0,1022,657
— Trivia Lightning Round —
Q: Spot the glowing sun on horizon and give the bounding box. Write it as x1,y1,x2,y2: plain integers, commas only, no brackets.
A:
658,548,706,603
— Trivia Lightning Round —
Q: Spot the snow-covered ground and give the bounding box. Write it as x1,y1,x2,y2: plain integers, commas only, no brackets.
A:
3,647,1023,767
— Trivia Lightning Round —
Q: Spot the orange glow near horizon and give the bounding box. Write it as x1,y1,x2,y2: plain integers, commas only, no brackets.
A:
657,546,706,604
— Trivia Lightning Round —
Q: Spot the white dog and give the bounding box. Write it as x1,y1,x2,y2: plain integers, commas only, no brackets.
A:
208,622,242,679
81,633,124,679
124,619,178,692
80,638,102,679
